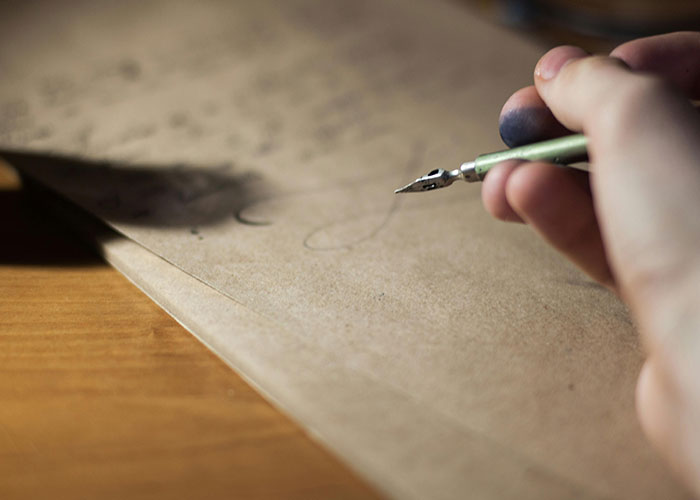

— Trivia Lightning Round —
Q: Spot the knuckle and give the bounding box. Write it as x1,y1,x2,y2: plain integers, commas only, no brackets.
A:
591,74,672,144
559,55,621,82
614,75,668,115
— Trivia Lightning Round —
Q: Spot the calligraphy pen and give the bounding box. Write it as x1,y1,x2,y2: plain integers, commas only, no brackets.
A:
395,133,588,193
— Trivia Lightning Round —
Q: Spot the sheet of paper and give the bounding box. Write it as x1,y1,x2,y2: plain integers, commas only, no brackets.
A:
0,0,689,498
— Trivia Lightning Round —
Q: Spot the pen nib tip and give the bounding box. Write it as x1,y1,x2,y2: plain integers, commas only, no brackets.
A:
394,168,460,194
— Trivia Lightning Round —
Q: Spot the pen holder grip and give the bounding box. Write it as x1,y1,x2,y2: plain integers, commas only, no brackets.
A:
474,134,589,180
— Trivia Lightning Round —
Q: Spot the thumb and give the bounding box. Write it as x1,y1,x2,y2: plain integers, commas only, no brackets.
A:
534,47,700,355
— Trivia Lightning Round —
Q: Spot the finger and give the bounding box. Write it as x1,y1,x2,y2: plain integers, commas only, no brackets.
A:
498,86,572,147
500,33,700,149
504,161,615,288
534,46,700,342
532,47,612,133
481,160,524,223
611,31,700,99
533,46,697,139
498,47,586,147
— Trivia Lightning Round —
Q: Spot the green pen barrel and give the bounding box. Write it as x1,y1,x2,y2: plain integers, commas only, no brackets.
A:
474,134,589,179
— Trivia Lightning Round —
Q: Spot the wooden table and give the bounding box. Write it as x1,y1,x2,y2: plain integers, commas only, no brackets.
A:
0,159,379,499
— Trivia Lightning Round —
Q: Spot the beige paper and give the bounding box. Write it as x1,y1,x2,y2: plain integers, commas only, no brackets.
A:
0,0,690,498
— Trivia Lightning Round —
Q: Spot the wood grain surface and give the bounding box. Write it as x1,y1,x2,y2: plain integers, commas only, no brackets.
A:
0,160,379,500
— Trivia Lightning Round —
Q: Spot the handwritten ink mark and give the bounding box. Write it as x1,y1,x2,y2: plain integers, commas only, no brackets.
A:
234,212,272,226
303,142,425,251
233,142,428,235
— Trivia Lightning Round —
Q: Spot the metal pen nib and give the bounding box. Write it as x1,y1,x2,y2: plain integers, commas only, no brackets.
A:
394,162,478,193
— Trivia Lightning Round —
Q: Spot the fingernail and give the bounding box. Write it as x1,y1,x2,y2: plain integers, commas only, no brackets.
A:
535,46,588,80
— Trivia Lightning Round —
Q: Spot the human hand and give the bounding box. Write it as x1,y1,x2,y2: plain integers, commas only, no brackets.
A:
482,32,700,494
